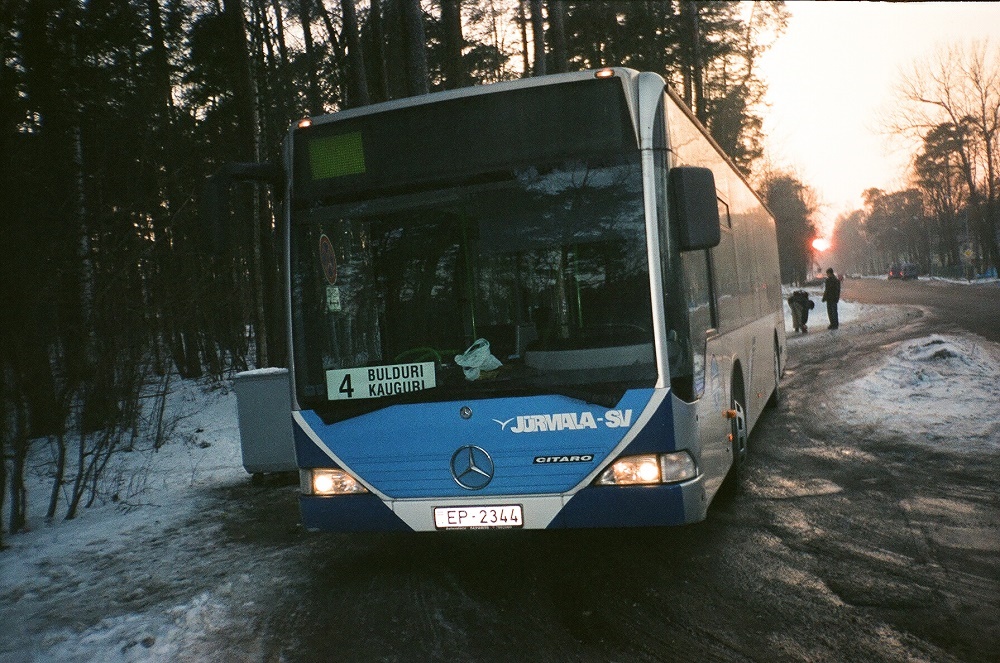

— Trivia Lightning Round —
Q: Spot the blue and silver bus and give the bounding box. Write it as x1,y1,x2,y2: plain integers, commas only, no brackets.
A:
273,68,784,531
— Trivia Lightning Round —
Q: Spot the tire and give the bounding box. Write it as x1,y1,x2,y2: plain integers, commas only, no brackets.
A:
718,378,748,500
730,396,748,477
765,340,781,409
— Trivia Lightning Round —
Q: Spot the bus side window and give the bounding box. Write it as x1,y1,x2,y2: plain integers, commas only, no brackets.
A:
681,249,713,398
712,199,739,332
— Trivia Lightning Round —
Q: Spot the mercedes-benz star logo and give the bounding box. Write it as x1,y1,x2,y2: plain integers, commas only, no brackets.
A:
450,445,494,490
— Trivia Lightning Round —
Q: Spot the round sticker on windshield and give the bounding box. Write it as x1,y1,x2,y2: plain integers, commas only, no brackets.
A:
319,234,337,285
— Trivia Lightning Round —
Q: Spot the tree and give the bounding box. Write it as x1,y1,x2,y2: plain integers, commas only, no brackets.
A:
675,1,787,171
529,0,545,76
365,0,391,101
5,0,83,533
560,0,786,174
455,0,517,84
829,209,869,277
761,172,819,284
860,188,925,273
516,0,529,75
438,0,468,89
296,0,324,114
376,0,430,98
677,0,707,119
547,0,567,74
224,0,274,370
911,123,969,271
891,41,1000,275
341,0,371,105
3,0,185,531
702,1,788,170
401,0,430,95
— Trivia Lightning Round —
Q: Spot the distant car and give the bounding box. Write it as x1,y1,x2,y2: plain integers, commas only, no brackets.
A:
888,263,918,280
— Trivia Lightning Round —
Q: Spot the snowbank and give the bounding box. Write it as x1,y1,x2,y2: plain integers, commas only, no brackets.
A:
835,334,1000,451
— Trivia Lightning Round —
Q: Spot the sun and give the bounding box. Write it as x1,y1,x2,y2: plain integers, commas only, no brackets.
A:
812,237,831,252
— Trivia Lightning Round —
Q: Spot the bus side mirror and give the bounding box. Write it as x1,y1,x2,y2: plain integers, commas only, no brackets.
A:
669,166,721,251
201,162,285,254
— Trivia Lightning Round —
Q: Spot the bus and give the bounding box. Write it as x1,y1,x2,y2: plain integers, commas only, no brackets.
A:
223,68,785,531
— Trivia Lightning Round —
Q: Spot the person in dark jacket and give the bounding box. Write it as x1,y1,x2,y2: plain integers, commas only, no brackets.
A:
787,290,814,333
821,268,841,329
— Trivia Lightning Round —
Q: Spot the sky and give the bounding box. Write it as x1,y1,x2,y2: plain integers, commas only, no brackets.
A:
3,285,1000,660
757,1,1000,235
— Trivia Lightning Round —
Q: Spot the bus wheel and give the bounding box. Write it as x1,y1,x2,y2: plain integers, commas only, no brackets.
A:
730,397,748,474
719,382,748,499
766,340,781,408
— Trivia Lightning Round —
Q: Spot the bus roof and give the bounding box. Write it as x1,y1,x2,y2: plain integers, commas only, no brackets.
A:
297,68,643,129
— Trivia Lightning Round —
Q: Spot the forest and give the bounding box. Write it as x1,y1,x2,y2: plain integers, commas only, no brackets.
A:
828,42,1000,281
758,40,1000,286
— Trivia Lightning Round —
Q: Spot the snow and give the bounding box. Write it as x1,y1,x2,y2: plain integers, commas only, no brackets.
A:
235,367,289,377
3,291,1000,661
924,275,1000,286
781,284,872,332
837,334,1000,451
782,282,1000,452
1,382,248,662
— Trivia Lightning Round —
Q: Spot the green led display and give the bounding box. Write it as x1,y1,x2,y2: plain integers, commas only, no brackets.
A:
309,131,366,180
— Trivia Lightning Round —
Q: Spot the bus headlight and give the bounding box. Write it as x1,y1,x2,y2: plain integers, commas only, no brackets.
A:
300,469,369,496
593,452,697,486
659,451,698,483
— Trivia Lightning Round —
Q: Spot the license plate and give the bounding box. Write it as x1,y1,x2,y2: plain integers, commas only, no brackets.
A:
434,505,524,529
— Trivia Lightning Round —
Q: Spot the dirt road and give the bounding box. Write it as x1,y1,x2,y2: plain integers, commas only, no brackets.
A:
842,276,1000,342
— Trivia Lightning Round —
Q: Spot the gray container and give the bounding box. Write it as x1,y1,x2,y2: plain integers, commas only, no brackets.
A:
233,368,297,475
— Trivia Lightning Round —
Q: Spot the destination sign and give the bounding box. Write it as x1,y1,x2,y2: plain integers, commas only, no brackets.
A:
326,362,437,401
309,131,366,180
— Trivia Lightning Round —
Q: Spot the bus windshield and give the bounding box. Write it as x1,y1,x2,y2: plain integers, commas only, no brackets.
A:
289,79,655,416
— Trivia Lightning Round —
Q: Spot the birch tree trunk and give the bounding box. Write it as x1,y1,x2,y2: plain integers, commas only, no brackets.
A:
223,0,269,366
547,0,566,74
341,0,371,106
401,0,428,96
529,0,545,76
440,0,467,89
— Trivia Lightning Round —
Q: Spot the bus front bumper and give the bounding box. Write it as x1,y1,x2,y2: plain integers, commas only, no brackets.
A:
299,475,708,532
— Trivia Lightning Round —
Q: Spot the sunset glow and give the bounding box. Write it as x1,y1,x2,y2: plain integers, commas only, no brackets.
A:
757,2,1000,231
